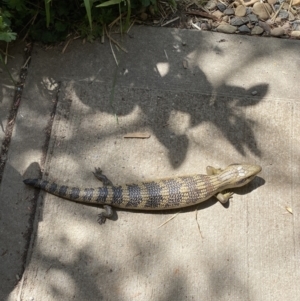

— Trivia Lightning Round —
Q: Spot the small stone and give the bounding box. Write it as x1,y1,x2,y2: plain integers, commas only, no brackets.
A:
248,14,258,23
212,10,224,19
224,8,235,15
290,31,300,37
267,0,277,4
259,21,271,33
205,0,217,10
246,7,252,15
217,3,227,12
282,3,296,15
278,10,289,19
270,27,285,36
235,5,247,17
200,23,206,30
253,3,272,21
251,91,258,96
275,17,282,23
217,24,237,33
140,13,148,20
288,12,295,21
200,23,209,30
251,25,264,34
230,17,250,26
222,15,229,22
282,21,291,32
238,25,251,33
292,21,300,31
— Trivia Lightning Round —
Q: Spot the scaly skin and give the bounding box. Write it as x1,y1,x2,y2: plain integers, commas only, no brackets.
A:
23,163,262,224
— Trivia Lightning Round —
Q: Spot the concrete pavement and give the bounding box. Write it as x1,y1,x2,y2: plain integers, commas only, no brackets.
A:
0,26,300,300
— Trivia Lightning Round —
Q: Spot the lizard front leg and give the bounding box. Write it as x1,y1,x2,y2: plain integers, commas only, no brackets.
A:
215,192,234,204
206,166,223,176
206,166,233,204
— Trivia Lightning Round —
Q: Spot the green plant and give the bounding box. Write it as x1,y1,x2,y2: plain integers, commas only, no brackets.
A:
0,7,17,83
96,0,131,32
0,8,17,42
1,0,162,44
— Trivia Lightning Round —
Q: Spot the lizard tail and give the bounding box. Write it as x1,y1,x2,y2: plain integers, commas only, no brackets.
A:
23,178,109,204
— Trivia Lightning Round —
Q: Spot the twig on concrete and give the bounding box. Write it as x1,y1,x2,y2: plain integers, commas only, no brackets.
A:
161,16,180,27
195,209,204,239
105,25,128,55
157,212,181,228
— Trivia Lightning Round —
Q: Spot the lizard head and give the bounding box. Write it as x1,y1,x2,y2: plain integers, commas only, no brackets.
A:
221,163,262,188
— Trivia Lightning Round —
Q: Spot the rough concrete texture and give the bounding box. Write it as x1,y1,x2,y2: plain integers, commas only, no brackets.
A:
1,27,300,300
0,41,36,299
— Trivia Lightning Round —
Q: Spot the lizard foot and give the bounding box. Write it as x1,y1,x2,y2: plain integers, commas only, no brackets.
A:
93,167,114,187
97,205,114,225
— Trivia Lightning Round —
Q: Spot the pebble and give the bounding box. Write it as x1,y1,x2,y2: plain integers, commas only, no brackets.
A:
248,14,259,23
224,8,235,15
176,0,300,40
290,31,300,37
278,10,289,20
205,0,217,10
288,12,295,21
246,7,252,15
282,3,297,15
235,5,247,17
251,91,258,96
217,24,237,33
238,25,251,33
230,17,250,26
251,26,264,34
259,21,271,33
222,15,229,22
292,21,300,31
201,23,211,30
253,3,272,21
270,27,285,36
282,21,291,32
217,3,227,12
140,13,148,21
212,10,224,19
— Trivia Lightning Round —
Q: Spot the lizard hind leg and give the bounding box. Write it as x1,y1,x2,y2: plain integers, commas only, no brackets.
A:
93,168,115,224
97,205,114,224
93,167,114,186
